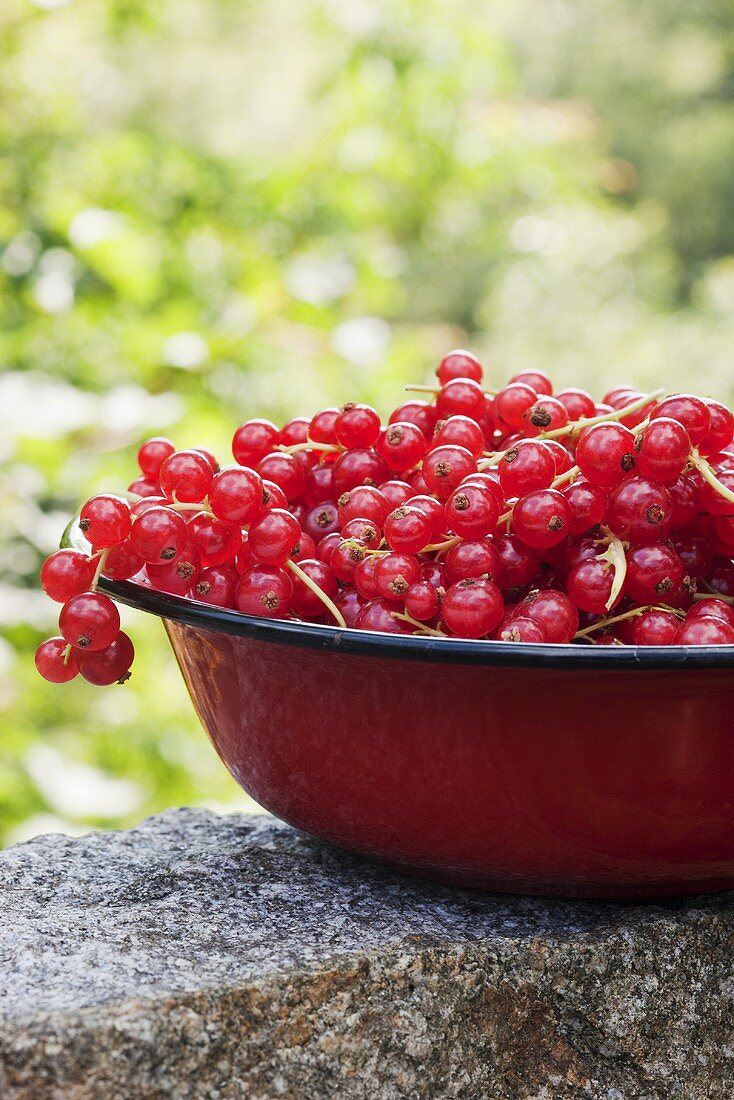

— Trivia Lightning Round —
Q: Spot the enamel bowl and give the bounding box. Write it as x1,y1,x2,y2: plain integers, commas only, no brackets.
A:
100,574,734,898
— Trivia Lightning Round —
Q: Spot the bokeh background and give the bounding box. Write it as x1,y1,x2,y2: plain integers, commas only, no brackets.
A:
3,0,734,844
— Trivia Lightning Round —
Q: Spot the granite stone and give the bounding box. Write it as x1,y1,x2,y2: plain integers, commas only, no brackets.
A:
0,808,732,1098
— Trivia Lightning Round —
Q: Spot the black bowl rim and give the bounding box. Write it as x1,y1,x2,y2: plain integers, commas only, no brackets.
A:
64,519,734,670
97,574,734,671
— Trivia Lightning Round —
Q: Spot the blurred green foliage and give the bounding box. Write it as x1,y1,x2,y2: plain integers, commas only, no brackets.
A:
2,0,734,843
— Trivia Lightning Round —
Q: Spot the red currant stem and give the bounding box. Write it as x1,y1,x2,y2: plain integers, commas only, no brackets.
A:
90,548,110,590
573,604,676,641
169,499,213,513
596,529,627,611
498,507,513,526
341,539,390,557
693,591,734,605
690,449,734,506
62,642,74,666
285,559,347,628
478,392,665,469
276,441,344,456
422,536,461,553
552,464,580,489
541,388,665,442
391,611,447,637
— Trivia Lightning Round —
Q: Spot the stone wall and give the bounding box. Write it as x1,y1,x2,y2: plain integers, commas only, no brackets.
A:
0,809,732,1098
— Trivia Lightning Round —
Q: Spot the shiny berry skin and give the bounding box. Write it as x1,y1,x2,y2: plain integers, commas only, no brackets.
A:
669,474,699,527
518,589,579,643
79,495,132,549
59,592,121,651
405,581,441,622
278,417,310,448
77,631,135,685
340,518,381,549
35,637,79,683
698,467,734,516
433,415,485,459
498,440,555,498
650,394,711,445
41,549,97,603
303,501,340,541
192,447,220,474
541,439,574,476
232,419,279,467
409,494,448,540
512,489,571,550
556,388,596,421
188,514,241,568
634,418,691,484
260,479,287,511
128,476,161,498
496,616,547,643
442,578,504,638
256,452,306,502
130,506,187,563
435,378,484,419
436,349,483,384
316,531,342,567
444,485,499,540
379,480,413,510
624,545,684,605
146,543,201,594
388,400,438,440
523,395,569,435
337,485,390,526
330,539,367,583
289,532,317,562
209,466,264,525
335,586,366,627
304,463,336,506
422,445,476,499
309,408,339,444
494,533,540,590
375,552,421,601
459,472,504,511
235,565,293,618
289,559,339,618
384,505,433,554
685,598,734,629
562,480,607,535
335,403,381,449
494,382,537,429
632,609,680,646
101,540,145,581
675,617,734,645
159,450,214,504
575,422,636,488
605,477,673,545
699,400,734,456
137,437,175,478
443,539,500,585
566,557,618,614
332,449,388,495
376,422,427,471
131,496,167,516
354,555,381,599
248,508,301,566
510,369,553,396
354,598,414,634
670,531,713,581
192,565,238,608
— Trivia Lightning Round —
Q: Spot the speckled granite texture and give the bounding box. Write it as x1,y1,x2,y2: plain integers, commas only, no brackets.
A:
0,809,732,1099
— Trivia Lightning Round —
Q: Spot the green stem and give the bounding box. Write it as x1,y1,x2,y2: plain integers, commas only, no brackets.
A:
690,449,734,506
391,611,446,637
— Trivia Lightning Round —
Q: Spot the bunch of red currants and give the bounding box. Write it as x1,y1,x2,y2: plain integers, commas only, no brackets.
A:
36,350,734,686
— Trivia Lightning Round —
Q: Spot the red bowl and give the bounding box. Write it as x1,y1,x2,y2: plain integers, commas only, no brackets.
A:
102,576,734,898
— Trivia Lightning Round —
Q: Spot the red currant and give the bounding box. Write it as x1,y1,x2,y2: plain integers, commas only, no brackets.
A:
79,495,132,549
335,403,381,449
436,349,483,384
130,506,187,563
35,637,79,683
59,592,121,651
137,437,175,479
442,578,503,638
235,565,293,618
232,419,279,467
159,450,214,504
209,466,264,525
376,422,427,471
41,549,97,603
77,631,135,685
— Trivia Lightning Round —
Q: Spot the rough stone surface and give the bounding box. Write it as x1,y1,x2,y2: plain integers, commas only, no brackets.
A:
0,810,733,1099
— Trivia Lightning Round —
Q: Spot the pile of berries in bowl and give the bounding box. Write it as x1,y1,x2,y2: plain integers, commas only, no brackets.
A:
36,350,734,688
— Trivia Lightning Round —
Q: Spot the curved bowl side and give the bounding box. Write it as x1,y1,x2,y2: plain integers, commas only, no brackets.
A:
164,618,734,898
